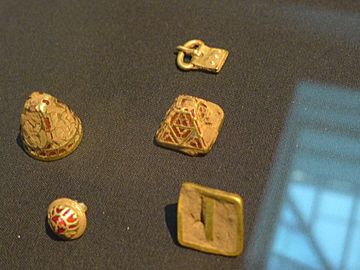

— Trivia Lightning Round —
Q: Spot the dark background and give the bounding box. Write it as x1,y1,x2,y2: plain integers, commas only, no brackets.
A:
1,1,360,269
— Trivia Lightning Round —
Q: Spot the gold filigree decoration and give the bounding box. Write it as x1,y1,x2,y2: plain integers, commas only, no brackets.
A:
20,91,83,161
155,95,224,156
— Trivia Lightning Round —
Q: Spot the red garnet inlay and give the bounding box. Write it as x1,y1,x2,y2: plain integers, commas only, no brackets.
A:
52,216,59,223
67,214,76,223
51,216,67,234
173,127,181,138
42,100,50,105
43,117,51,130
188,137,202,149
57,228,65,234
59,219,66,227
171,113,179,125
185,114,194,126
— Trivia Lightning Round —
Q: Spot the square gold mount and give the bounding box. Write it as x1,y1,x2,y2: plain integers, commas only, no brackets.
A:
155,95,224,156
177,182,244,256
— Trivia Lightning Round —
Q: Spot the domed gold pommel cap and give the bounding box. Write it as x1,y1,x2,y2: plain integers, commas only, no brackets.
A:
20,91,83,161
47,198,87,240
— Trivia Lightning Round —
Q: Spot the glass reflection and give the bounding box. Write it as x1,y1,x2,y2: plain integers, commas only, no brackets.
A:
246,82,360,270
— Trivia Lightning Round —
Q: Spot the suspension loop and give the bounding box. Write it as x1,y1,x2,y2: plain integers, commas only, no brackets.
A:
176,40,205,71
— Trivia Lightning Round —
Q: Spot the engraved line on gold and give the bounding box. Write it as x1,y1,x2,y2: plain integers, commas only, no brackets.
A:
201,197,214,241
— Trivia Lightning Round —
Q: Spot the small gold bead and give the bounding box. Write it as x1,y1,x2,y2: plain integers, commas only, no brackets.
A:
47,198,87,240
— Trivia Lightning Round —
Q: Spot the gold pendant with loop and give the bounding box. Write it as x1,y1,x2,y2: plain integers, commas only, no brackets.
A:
176,39,229,73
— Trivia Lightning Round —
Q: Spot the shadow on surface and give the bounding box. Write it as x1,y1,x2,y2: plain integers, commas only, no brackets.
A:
44,216,64,241
16,132,26,153
165,203,180,246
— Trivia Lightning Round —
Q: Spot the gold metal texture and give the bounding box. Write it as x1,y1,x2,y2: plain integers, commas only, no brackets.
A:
47,198,87,240
176,39,229,73
20,91,83,161
177,182,244,256
155,95,224,156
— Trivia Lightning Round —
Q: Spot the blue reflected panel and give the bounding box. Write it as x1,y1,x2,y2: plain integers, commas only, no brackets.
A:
246,82,360,270
347,205,360,268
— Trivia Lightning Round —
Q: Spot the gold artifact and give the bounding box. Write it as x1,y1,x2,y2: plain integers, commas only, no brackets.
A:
176,39,229,73
20,91,83,161
177,182,244,256
47,198,87,240
155,95,224,156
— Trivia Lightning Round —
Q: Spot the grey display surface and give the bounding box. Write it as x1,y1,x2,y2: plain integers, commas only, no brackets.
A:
1,1,360,269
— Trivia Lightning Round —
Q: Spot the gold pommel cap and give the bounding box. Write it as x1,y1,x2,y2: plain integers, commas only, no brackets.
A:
155,95,224,156
20,91,83,161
